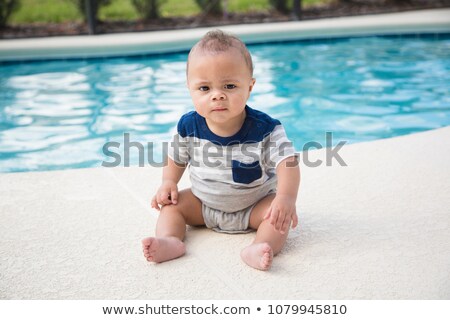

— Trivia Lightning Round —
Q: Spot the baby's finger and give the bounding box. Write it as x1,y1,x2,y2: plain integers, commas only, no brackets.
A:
161,193,172,205
170,189,178,205
156,192,168,206
156,193,163,205
269,208,277,225
280,216,291,234
151,196,160,210
292,212,299,229
275,210,285,231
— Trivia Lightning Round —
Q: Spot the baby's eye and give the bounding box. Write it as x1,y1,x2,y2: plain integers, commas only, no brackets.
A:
199,86,209,91
224,84,236,89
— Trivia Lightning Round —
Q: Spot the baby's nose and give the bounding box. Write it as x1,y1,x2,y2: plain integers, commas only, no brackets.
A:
211,90,226,100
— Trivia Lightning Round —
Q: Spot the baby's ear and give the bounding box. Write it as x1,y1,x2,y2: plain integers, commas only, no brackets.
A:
249,78,256,92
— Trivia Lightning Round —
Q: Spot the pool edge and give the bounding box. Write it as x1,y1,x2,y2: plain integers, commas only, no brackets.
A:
1,8,449,62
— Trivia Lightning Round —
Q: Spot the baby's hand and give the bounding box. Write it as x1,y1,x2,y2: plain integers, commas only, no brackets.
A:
151,180,178,210
263,194,298,234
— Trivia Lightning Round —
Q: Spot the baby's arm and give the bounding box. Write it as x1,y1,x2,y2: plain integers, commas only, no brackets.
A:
264,156,300,234
151,157,186,210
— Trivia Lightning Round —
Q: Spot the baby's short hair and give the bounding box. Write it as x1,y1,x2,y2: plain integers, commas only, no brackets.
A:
187,29,254,76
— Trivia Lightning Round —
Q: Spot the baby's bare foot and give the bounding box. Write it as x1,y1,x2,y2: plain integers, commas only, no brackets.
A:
240,242,274,271
142,237,186,263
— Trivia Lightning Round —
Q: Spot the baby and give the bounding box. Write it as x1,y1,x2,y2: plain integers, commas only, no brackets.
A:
142,30,300,271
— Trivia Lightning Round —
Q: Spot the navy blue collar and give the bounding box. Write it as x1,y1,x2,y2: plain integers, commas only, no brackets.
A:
196,105,254,146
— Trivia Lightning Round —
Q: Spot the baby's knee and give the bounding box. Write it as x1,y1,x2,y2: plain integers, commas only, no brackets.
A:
161,204,191,221
160,204,180,215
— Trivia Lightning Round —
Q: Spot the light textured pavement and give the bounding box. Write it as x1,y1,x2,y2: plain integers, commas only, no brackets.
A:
1,127,449,299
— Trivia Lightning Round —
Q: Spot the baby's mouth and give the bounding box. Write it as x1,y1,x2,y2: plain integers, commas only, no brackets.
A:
212,107,227,112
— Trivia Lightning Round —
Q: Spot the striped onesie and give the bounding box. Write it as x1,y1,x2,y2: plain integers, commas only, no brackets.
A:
168,105,297,233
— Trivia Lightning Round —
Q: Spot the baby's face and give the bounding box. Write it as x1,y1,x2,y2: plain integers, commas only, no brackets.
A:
187,48,255,133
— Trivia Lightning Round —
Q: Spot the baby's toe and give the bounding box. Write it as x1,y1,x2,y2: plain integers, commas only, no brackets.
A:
142,237,154,247
260,254,269,269
262,243,271,253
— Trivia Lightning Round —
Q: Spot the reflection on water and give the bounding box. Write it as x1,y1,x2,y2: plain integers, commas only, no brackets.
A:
0,36,449,173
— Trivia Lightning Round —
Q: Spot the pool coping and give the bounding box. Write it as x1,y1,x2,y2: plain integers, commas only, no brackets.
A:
0,8,450,61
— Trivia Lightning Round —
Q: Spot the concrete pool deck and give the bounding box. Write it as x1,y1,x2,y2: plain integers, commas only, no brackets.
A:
1,126,449,299
1,9,450,299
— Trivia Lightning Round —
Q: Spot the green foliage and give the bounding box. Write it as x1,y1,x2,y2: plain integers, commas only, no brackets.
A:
269,0,290,14
160,0,200,17
70,0,112,21
9,0,79,23
131,0,167,20
194,0,222,16
227,0,267,13
0,0,20,26
98,0,137,21
8,0,333,24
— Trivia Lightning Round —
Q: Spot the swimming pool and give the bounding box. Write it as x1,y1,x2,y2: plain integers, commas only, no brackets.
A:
1,34,449,173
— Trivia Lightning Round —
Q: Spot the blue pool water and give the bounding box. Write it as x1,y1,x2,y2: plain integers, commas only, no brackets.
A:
1,34,450,173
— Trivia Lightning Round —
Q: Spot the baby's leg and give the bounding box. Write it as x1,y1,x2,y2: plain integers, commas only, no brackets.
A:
142,189,203,263
240,194,289,271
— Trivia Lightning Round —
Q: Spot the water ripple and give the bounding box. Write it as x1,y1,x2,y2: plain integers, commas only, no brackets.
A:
1,36,449,172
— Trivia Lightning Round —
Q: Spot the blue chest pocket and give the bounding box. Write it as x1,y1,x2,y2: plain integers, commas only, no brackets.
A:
232,160,262,184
